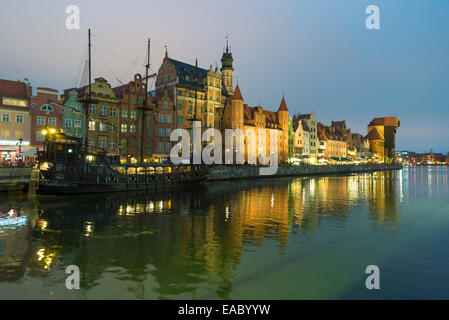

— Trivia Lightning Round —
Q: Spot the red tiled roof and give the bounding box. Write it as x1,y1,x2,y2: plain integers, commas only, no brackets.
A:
278,97,288,111
0,79,29,109
368,117,400,127
301,121,310,132
331,120,346,128
0,79,28,99
232,85,243,101
112,84,127,96
298,113,311,120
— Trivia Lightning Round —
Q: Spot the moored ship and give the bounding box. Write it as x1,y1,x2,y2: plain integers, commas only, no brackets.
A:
36,131,208,195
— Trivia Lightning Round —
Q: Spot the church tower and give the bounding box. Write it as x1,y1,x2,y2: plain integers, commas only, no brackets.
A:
221,38,234,96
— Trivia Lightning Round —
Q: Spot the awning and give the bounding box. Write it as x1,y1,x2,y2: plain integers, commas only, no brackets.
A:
0,146,36,156
330,157,352,162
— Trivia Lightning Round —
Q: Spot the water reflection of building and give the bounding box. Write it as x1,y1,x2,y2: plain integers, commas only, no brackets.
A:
1,171,402,298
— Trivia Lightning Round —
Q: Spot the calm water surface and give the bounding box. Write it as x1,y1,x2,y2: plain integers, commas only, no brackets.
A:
1,167,449,299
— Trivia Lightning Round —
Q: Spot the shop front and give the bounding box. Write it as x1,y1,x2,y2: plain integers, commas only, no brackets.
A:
0,143,36,166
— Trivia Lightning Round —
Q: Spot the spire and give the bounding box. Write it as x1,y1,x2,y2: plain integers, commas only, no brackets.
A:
221,34,233,70
164,45,168,57
278,96,288,112
232,85,243,101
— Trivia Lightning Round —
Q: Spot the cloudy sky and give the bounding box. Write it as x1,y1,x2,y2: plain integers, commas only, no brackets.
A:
1,0,448,152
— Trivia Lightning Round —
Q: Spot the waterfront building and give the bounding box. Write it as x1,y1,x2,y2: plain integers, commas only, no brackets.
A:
297,112,318,164
151,88,176,162
291,117,306,164
77,77,120,157
62,90,85,143
113,74,154,163
30,87,63,152
155,47,230,133
366,117,400,163
317,122,347,161
288,116,294,161
351,133,370,160
221,86,290,164
0,78,34,164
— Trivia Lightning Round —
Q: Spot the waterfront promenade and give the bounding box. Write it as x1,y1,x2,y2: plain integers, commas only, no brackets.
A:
0,164,402,192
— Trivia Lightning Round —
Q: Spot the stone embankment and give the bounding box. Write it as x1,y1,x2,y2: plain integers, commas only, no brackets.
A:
208,163,403,181
0,168,33,192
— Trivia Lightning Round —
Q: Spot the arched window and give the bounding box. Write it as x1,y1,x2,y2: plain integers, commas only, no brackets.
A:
40,104,54,112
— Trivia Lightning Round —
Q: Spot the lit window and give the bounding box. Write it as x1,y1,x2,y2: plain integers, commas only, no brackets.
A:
89,121,96,131
130,125,136,133
130,111,137,120
74,120,82,128
121,124,127,133
99,123,107,132
15,131,23,139
121,109,128,118
0,130,10,138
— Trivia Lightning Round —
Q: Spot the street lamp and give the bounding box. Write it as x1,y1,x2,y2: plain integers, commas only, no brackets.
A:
16,137,23,165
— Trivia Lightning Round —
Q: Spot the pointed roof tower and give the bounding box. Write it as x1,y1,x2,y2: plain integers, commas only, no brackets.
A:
221,35,234,71
231,85,243,101
278,96,288,112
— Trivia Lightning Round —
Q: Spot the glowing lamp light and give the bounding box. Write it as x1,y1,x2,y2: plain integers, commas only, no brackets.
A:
42,130,48,136
50,129,56,134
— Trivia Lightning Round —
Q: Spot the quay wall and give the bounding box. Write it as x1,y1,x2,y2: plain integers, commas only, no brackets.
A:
208,163,403,182
0,168,32,192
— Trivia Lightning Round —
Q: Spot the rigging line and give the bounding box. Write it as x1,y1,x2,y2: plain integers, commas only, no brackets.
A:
91,32,146,43
72,39,88,87
140,38,197,64
75,51,89,88
92,44,146,67
121,42,147,81
94,31,197,65
92,47,125,86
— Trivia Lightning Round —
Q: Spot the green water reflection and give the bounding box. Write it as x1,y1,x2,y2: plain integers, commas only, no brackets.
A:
1,167,449,299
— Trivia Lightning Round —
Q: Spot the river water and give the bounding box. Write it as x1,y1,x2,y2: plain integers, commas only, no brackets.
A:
0,166,448,299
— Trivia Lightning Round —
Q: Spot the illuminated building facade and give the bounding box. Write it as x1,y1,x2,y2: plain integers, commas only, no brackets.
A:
0,78,34,164
78,77,120,156
366,117,400,163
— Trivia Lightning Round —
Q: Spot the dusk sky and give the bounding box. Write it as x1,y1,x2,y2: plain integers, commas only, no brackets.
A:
1,0,448,152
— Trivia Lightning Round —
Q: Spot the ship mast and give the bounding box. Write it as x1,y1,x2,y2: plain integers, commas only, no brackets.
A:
140,38,150,163
83,28,92,151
